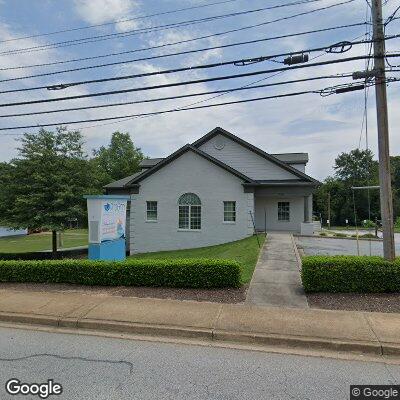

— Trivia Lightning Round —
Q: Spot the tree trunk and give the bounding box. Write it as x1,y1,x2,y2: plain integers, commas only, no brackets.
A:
52,230,58,259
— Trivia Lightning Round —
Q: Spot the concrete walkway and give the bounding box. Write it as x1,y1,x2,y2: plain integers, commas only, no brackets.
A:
246,232,308,308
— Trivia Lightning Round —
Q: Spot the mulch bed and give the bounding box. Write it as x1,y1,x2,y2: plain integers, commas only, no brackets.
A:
0,282,247,304
307,293,400,313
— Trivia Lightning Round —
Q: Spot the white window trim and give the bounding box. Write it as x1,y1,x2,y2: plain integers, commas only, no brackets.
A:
277,201,290,222
223,201,237,224
178,204,201,231
145,201,158,222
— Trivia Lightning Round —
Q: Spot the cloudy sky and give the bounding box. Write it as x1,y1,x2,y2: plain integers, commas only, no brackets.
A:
0,0,399,180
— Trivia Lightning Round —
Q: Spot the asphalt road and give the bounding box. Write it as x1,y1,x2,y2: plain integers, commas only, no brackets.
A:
0,326,399,400
296,233,400,256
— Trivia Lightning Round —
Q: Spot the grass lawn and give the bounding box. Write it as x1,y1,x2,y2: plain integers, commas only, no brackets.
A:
130,234,266,284
0,229,88,253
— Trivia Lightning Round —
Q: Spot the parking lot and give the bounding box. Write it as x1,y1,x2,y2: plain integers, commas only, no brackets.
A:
295,233,400,256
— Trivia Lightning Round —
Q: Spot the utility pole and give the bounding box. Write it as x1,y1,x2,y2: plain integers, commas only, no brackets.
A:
371,0,396,261
327,192,331,230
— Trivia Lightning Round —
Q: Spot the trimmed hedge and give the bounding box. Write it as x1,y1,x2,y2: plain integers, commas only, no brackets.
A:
0,258,241,288
301,255,400,293
0,249,88,260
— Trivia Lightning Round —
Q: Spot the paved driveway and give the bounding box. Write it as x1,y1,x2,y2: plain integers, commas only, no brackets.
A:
296,233,400,256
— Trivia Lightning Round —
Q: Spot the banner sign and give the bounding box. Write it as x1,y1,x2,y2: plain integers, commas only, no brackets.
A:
84,195,130,244
100,200,127,242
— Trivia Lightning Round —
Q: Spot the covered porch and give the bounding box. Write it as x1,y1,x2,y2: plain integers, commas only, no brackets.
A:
245,183,315,233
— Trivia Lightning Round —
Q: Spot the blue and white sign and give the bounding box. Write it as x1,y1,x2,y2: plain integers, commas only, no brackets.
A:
100,200,127,242
84,195,130,261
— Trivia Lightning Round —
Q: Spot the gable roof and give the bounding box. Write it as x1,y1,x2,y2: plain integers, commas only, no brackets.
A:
192,127,319,184
139,158,164,168
104,171,143,189
126,144,255,186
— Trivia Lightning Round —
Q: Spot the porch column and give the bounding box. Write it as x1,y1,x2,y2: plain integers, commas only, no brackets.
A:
303,195,311,223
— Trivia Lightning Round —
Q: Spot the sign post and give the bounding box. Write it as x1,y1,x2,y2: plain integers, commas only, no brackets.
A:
84,195,130,261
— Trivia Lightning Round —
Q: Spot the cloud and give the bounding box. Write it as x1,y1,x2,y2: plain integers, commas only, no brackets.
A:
73,0,140,31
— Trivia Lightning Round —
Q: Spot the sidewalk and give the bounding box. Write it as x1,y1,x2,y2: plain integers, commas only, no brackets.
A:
0,288,399,357
246,233,308,308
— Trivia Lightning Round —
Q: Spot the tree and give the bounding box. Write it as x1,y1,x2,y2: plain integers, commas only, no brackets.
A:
314,149,381,226
0,127,93,257
92,131,144,188
334,149,378,183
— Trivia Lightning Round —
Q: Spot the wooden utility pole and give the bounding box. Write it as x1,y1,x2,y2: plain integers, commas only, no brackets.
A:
327,192,331,230
371,0,396,260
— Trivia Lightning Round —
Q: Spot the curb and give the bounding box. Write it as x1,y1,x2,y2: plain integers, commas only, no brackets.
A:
294,234,382,242
0,311,397,358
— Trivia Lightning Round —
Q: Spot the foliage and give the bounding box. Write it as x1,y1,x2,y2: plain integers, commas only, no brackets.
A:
395,217,400,229
0,258,241,288
333,232,347,237
313,149,385,226
301,256,400,293
91,131,144,187
130,234,265,284
0,128,94,233
362,219,376,228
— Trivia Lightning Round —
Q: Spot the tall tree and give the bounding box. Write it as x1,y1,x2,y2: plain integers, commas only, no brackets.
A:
314,149,381,226
92,131,144,188
0,127,93,256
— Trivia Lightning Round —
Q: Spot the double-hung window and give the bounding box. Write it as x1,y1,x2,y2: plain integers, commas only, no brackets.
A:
146,201,158,221
278,202,290,221
223,201,236,222
178,193,201,230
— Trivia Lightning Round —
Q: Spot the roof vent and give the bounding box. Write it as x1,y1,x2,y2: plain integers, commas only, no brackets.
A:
214,137,225,150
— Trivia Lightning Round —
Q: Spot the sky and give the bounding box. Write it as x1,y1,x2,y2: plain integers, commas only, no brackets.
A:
0,0,399,180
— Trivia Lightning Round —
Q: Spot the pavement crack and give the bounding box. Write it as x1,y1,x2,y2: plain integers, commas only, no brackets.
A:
0,353,134,374
362,313,383,355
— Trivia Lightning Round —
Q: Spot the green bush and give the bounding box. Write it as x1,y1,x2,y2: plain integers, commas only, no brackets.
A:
395,217,400,229
0,258,241,289
301,256,400,293
359,233,377,239
319,232,328,237
333,232,347,238
362,219,376,228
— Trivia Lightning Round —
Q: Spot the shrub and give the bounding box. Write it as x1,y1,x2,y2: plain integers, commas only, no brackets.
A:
301,256,400,293
362,219,376,228
359,233,377,239
395,217,400,229
319,232,328,237
0,258,241,289
333,232,347,238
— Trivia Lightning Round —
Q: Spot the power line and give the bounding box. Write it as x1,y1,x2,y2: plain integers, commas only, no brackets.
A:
0,73,354,118
0,0,355,56
1,80,399,132
75,47,340,131
0,22,368,72
1,36,386,88
0,0,326,56
1,53,400,105
0,0,244,44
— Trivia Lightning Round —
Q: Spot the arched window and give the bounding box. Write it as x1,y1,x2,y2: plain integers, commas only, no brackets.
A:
178,193,201,230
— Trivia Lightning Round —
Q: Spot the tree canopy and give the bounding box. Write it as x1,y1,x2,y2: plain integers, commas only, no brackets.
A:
91,131,144,187
314,148,398,226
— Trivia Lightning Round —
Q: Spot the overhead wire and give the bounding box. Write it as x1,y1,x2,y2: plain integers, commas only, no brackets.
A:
0,35,391,87
0,22,368,72
0,0,356,56
0,79,398,132
1,53,400,105
0,0,246,44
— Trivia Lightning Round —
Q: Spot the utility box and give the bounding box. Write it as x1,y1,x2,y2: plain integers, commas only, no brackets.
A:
84,195,130,261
